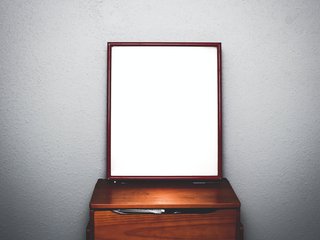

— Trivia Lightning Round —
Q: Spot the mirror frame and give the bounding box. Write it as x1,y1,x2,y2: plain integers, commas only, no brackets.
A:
107,42,222,180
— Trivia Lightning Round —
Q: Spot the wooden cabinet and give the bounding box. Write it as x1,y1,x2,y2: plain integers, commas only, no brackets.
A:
87,178,243,240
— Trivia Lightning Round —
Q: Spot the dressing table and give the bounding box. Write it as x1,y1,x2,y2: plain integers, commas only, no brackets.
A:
86,42,243,240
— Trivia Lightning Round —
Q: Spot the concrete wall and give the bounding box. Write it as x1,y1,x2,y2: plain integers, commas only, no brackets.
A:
1,1,320,239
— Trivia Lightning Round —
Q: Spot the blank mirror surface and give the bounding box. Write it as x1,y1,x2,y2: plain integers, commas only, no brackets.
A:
108,43,221,179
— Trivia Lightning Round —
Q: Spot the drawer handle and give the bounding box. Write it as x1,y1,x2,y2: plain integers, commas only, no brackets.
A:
113,209,165,215
112,209,216,215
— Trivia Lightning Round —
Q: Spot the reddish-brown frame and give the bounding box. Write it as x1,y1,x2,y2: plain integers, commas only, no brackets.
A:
107,42,222,181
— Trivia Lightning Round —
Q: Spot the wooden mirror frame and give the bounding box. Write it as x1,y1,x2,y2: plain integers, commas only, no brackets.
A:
107,42,222,180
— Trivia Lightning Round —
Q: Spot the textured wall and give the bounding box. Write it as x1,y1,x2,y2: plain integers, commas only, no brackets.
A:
1,1,320,239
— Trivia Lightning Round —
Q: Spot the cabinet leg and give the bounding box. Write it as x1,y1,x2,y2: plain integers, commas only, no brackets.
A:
239,222,244,240
86,222,92,240
86,210,94,240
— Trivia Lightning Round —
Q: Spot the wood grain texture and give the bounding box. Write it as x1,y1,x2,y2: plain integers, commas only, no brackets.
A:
90,178,240,209
94,209,238,240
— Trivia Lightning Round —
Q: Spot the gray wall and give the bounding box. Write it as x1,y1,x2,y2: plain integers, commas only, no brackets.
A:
1,0,320,239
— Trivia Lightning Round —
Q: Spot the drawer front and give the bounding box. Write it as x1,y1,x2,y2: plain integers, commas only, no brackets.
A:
94,209,239,240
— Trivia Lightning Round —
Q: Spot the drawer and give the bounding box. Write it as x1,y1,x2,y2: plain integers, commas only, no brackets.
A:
94,209,239,240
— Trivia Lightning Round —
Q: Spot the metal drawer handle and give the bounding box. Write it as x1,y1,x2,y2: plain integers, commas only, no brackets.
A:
113,209,165,215
112,208,216,215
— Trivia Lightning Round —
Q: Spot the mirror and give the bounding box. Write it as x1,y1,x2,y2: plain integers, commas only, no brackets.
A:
107,42,222,180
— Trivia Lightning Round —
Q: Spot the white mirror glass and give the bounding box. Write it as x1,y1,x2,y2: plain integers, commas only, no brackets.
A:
110,45,219,177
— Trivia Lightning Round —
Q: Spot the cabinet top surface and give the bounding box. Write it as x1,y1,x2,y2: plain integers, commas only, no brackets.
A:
90,178,240,209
